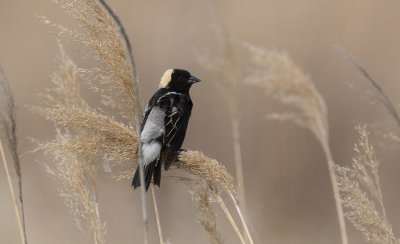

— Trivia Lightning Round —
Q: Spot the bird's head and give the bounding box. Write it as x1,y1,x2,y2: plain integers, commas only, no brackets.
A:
159,69,200,93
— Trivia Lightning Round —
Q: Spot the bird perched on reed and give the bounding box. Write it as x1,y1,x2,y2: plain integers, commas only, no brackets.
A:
132,69,201,191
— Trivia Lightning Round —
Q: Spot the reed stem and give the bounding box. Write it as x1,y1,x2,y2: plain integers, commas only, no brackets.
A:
97,1,148,243
151,186,164,244
0,139,26,244
215,194,246,244
322,142,348,244
228,192,254,244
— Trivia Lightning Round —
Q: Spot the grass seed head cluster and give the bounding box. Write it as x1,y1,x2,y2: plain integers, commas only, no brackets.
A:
335,125,399,244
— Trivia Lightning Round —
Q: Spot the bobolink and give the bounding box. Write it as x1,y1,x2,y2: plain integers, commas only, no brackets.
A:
132,69,201,191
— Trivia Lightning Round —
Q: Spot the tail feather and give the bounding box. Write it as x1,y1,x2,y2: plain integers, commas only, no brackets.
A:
132,161,157,191
153,160,162,187
132,168,140,188
144,162,155,191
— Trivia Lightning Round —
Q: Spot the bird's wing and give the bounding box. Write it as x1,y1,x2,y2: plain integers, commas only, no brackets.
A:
162,94,192,170
141,88,170,132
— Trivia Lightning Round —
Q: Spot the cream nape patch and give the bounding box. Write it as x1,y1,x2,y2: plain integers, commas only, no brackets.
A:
159,69,174,88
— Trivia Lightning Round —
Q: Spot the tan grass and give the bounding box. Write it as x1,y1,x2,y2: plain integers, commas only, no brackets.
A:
335,125,399,244
37,44,105,244
37,52,248,241
37,1,254,243
243,42,348,244
191,179,224,244
197,23,247,212
151,186,164,244
175,150,235,194
39,0,137,122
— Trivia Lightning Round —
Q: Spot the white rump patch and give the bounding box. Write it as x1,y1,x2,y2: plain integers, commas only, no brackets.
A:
159,69,174,88
142,141,162,165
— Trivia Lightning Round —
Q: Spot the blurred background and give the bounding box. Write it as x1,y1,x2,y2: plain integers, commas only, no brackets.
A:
1,0,400,243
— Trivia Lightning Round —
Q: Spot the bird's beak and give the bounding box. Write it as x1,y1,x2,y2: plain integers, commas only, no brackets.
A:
188,75,201,83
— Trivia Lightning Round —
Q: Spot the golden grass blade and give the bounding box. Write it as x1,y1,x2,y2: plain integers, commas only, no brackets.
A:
0,139,26,244
215,194,245,244
151,186,164,244
322,145,348,244
227,191,254,244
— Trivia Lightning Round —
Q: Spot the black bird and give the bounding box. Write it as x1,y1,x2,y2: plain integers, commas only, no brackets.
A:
132,69,201,191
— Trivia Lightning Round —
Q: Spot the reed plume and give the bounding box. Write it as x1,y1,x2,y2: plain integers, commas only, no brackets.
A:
38,0,152,241
197,23,255,243
243,42,348,244
197,22,247,211
36,44,106,244
335,46,400,243
37,47,244,242
36,1,256,243
0,67,27,244
191,179,223,244
335,125,399,244
39,0,137,122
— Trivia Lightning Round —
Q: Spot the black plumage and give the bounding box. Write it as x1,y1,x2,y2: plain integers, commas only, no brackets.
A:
132,69,200,191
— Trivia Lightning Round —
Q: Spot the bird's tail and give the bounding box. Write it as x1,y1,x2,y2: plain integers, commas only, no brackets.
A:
132,160,160,191
153,159,162,187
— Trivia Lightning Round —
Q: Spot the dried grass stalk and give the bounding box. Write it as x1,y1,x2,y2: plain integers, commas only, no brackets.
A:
198,24,247,211
191,180,223,244
38,76,244,243
0,67,27,244
38,1,251,243
37,45,105,243
38,47,252,244
44,151,106,244
151,186,164,244
243,43,328,145
336,45,400,127
0,141,25,244
94,1,149,242
335,125,399,244
92,1,149,241
243,42,348,244
176,151,252,243
175,150,235,194
39,0,137,122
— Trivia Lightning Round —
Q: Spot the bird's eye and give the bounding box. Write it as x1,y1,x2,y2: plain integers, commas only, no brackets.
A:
178,76,185,82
